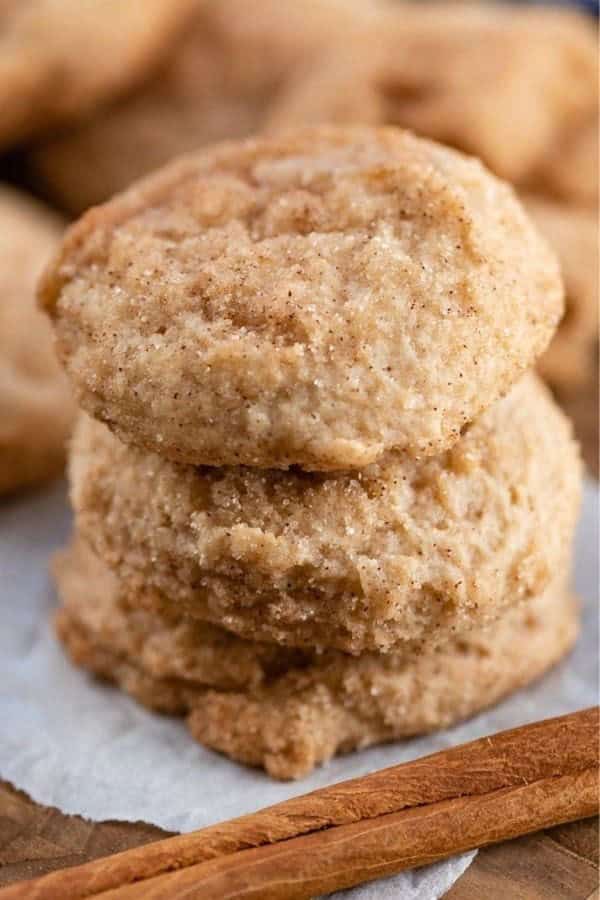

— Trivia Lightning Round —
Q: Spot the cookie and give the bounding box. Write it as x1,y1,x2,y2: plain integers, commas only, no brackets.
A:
27,0,379,214
524,198,598,389
41,126,563,470
69,375,581,654
0,186,74,495
0,0,195,149
54,539,578,779
529,117,599,209
268,3,597,183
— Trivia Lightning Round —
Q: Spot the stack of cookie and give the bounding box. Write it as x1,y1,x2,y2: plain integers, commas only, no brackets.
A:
42,127,582,779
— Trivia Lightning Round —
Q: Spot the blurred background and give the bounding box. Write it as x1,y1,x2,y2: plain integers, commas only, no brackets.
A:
1,0,598,486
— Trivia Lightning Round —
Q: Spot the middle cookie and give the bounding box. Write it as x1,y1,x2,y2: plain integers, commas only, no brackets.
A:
70,374,580,654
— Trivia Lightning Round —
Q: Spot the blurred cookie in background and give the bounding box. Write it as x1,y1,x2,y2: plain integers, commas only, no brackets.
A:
266,2,597,185
26,0,381,215
556,352,599,480
0,0,195,151
524,197,598,391
528,115,598,209
0,186,74,495
524,194,598,478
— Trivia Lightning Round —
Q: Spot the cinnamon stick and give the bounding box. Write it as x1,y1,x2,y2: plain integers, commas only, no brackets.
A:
2,708,597,900
97,767,599,899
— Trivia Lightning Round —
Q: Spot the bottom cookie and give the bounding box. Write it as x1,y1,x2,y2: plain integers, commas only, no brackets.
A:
54,540,578,780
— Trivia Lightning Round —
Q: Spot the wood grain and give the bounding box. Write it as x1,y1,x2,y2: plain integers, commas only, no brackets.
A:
0,783,167,888
445,818,599,900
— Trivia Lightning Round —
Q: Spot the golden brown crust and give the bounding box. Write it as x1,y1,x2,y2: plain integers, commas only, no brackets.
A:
0,0,196,148
525,197,598,389
0,185,74,495
69,375,581,654
54,539,579,779
41,125,563,470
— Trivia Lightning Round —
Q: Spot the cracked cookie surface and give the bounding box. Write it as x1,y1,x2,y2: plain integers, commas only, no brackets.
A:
69,375,581,654
54,539,578,779
42,126,563,470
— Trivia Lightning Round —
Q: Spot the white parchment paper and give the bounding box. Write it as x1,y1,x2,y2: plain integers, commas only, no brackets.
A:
0,480,597,898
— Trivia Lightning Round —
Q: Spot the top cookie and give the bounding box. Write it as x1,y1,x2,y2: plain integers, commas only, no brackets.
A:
41,126,563,470
0,0,195,149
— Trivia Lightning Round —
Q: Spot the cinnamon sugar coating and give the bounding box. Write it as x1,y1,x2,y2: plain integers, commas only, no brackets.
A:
41,126,563,470
54,540,578,779
69,375,581,654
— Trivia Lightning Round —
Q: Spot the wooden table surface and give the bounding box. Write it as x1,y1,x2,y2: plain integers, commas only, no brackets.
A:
1,382,597,897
